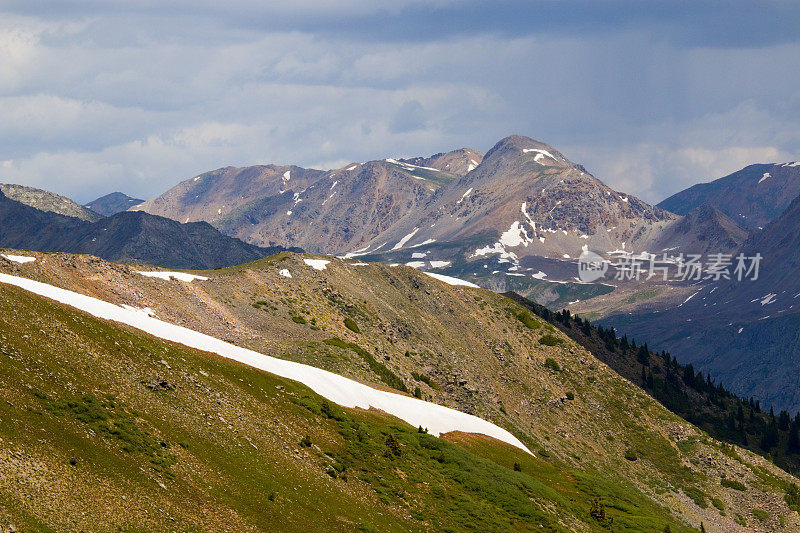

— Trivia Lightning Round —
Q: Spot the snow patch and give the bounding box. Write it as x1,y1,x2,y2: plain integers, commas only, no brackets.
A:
758,172,771,184
680,291,700,306
761,293,777,306
429,260,451,268
405,261,426,269
303,258,330,271
410,239,436,248
423,272,480,288
499,221,533,248
391,228,419,251
456,188,473,205
1,254,35,264
136,271,209,282
522,148,558,161
411,252,428,259
530,271,547,280
342,244,372,259
279,269,292,278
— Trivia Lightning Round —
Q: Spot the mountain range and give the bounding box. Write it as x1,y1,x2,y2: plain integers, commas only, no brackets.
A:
598,192,800,412
658,162,800,230
0,189,288,269
2,133,800,530
134,136,677,265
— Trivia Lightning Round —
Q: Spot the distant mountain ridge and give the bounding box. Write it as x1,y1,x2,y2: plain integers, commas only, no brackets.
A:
134,136,677,266
1,183,102,222
0,189,287,269
85,192,144,216
658,161,800,229
601,192,800,412
645,204,750,255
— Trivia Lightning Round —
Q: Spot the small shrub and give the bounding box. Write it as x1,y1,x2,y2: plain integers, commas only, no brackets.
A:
385,433,401,457
344,317,361,333
589,499,612,525
291,315,307,324
721,477,747,491
786,483,800,511
513,462,521,472
711,498,724,511
300,435,312,448
752,509,769,522
514,310,540,330
539,334,563,346
544,358,561,372
624,448,638,461
324,338,407,392
411,371,439,390
684,486,708,508
565,391,574,401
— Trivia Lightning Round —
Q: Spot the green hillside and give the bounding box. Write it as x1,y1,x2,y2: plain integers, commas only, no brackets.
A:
1,250,799,531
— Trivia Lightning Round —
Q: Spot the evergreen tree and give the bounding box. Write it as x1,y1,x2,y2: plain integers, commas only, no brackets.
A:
637,344,650,366
789,423,800,455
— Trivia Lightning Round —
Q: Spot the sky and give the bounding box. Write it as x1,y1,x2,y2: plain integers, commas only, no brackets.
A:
1,0,799,204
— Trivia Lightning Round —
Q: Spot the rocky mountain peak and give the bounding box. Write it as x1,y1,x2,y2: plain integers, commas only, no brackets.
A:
0,183,103,222
482,135,571,167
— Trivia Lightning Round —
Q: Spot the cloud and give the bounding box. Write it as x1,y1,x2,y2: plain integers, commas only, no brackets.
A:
0,3,798,206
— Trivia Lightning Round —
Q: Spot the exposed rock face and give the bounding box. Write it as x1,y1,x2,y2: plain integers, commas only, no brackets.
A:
134,136,675,263
658,161,800,230
359,135,675,264
214,160,451,252
85,192,144,216
131,164,327,226
0,183,102,222
645,204,750,255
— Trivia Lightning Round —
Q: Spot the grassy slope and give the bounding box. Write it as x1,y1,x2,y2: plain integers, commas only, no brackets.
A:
0,282,694,532
1,251,799,531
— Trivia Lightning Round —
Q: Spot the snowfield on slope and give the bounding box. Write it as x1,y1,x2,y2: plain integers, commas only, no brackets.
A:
136,271,209,282
1,254,36,264
0,272,530,454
